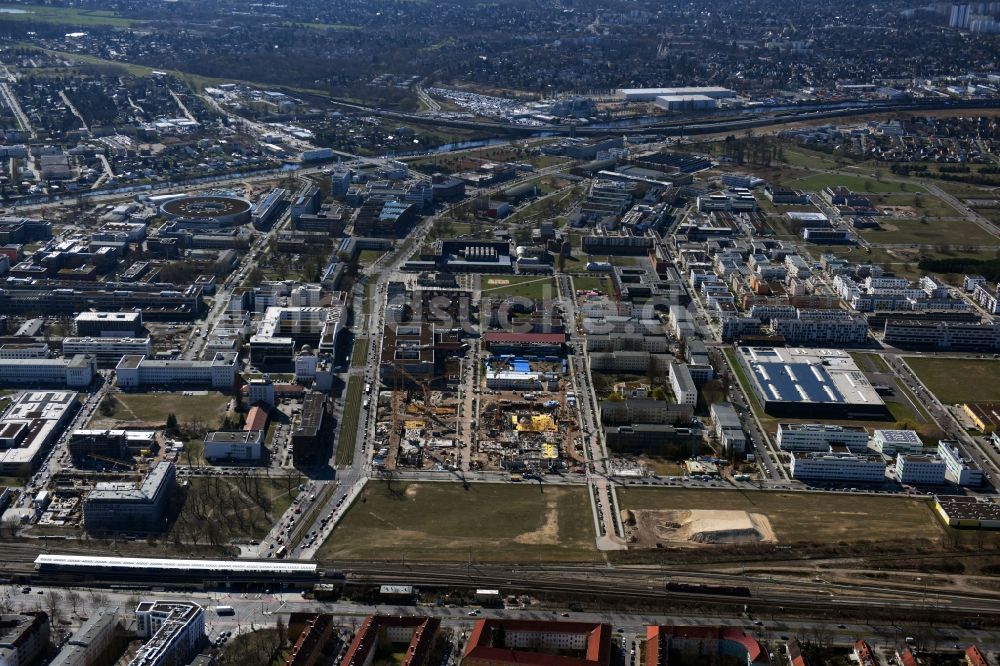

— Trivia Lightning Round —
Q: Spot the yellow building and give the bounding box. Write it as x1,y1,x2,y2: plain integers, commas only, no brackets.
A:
961,403,1000,433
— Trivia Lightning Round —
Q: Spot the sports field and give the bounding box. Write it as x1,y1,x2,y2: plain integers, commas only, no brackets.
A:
905,357,1000,404
620,488,942,546
319,482,597,561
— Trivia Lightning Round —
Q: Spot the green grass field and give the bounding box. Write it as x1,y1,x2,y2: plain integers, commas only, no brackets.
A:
0,4,136,26
350,338,368,368
789,172,922,194
620,488,942,546
872,192,958,218
171,476,296,542
107,392,233,428
860,218,1000,246
358,249,387,267
336,376,364,466
905,357,1000,404
571,275,613,294
320,482,597,561
481,275,556,300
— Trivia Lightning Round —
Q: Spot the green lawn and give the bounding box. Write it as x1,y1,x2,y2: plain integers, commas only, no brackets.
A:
905,357,1000,404
779,147,839,169
336,376,364,466
571,275,613,294
620,488,942,546
351,338,368,368
171,476,296,542
319,482,597,562
860,218,1000,247
480,275,556,300
789,172,922,194
0,4,136,26
871,192,958,218
105,392,233,428
358,249,387,267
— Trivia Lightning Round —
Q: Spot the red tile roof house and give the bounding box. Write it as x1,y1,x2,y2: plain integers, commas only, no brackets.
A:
463,620,612,666
646,626,770,666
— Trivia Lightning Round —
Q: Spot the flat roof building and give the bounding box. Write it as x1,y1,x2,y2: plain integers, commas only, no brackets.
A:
75,311,143,337
934,495,1000,529
871,429,923,455
618,87,736,102
737,347,887,419
0,390,78,475
130,600,204,666
895,453,947,485
0,354,95,388
62,337,151,368
116,353,237,391
84,461,176,533
204,430,264,462
49,608,120,666
777,423,870,452
790,450,886,482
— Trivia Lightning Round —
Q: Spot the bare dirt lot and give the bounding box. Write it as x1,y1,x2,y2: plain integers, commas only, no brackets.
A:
625,508,777,548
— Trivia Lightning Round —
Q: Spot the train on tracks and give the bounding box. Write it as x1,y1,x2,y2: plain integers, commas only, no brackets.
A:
665,582,752,598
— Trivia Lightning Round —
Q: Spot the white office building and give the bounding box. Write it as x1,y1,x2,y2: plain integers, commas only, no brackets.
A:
130,600,204,666
116,353,237,390
75,311,143,337
203,430,264,461
871,429,923,455
776,423,870,452
0,355,95,388
62,337,152,367
938,441,983,486
0,343,49,359
669,363,698,407
790,451,886,482
895,453,947,485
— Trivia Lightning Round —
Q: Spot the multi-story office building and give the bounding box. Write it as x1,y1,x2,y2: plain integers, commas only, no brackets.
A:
710,402,746,455
115,353,237,391
203,430,264,461
871,429,923,455
669,363,697,407
130,600,204,666
789,451,886,482
776,423,870,452
83,462,176,533
74,311,144,337
61,337,151,367
0,355,95,388
938,441,983,486
0,390,78,475
895,453,947,485
0,343,48,359
883,319,1000,351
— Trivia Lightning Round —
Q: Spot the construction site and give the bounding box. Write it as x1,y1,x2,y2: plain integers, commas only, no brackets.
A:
473,354,584,475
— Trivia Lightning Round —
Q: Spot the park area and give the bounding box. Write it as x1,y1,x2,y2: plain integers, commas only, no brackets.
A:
905,357,1000,404
619,488,942,548
319,482,597,562
171,476,297,544
89,391,234,430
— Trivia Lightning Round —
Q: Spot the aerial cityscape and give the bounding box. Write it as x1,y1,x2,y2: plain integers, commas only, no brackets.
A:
1,0,1000,664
